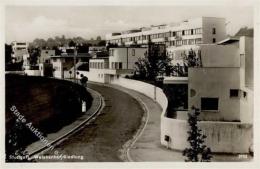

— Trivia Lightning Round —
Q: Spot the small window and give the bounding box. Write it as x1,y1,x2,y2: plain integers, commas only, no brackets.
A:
119,62,122,69
182,30,185,35
230,89,239,97
115,62,119,69
201,98,219,111
45,51,49,54
213,38,216,43
132,49,135,56
243,91,247,98
213,28,216,34
191,29,194,35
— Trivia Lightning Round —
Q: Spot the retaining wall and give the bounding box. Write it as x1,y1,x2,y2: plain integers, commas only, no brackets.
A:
161,117,252,153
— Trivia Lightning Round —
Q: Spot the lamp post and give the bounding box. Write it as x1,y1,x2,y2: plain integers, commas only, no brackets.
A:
74,46,77,83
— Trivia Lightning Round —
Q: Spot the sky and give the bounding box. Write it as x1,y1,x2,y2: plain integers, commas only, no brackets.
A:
5,5,254,43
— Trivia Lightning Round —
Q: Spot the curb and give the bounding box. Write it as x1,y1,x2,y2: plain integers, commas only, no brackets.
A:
28,87,104,158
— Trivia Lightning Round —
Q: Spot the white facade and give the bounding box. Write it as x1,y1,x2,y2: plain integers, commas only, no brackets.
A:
11,41,28,51
109,47,148,70
22,54,30,70
106,17,226,47
11,41,29,62
188,36,253,123
106,17,227,73
51,57,64,79
84,47,148,83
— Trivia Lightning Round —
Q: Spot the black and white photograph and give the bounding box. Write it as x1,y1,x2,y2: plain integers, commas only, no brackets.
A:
1,0,259,168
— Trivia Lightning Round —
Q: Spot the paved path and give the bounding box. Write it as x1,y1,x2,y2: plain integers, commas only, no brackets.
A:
39,83,144,162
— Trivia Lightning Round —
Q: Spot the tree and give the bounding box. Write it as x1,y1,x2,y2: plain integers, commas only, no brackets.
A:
69,40,76,47
80,75,88,87
97,40,106,46
28,48,40,66
134,42,173,81
96,36,102,41
183,106,213,162
171,49,202,77
6,120,33,162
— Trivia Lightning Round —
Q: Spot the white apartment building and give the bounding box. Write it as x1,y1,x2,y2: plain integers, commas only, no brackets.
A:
106,17,227,74
106,17,226,48
84,47,148,83
11,41,28,51
11,41,29,62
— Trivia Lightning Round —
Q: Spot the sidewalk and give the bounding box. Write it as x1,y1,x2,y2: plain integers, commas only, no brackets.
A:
103,83,252,162
26,87,102,155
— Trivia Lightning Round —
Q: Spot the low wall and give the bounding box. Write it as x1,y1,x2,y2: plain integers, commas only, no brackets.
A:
161,117,253,153
67,70,106,83
110,77,168,113
24,70,41,76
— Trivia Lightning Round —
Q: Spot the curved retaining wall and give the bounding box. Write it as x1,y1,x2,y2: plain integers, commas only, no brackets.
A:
110,77,168,113
161,117,252,153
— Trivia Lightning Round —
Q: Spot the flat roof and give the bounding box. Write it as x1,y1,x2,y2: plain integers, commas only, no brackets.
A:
217,37,239,45
163,76,188,84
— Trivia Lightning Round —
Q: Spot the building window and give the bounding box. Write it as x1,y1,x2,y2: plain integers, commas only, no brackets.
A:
230,89,239,98
191,29,194,35
182,30,185,35
132,49,135,56
45,51,49,54
201,98,219,111
115,62,119,69
172,32,176,37
213,28,216,34
119,62,122,69
243,91,247,98
213,38,216,43
110,49,114,56
176,40,182,46
195,38,202,44
189,39,195,45
182,40,188,45
111,62,115,69
176,31,182,36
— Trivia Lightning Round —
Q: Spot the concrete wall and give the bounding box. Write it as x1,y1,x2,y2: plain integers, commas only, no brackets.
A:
239,36,253,88
199,44,240,67
24,70,41,76
110,77,168,113
161,117,252,153
240,87,253,123
188,67,241,121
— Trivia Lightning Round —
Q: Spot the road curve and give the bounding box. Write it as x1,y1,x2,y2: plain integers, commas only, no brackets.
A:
40,83,144,162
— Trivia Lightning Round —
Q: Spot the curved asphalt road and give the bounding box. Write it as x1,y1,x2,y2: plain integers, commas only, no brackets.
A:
40,83,144,162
